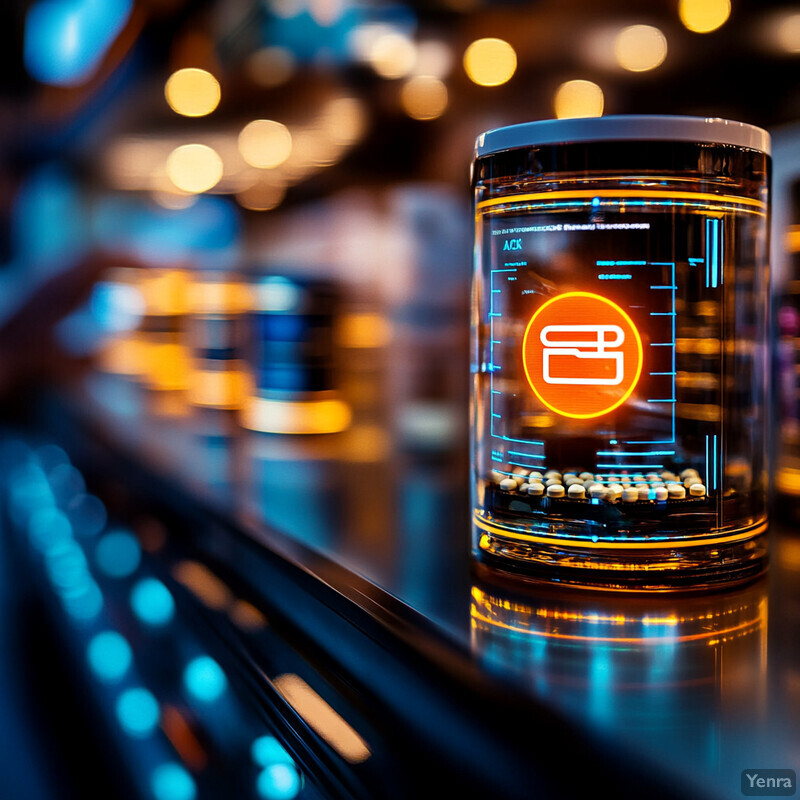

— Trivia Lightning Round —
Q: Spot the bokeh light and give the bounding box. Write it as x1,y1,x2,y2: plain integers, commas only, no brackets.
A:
95,529,142,578
252,736,295,768
368,31,417,79
256,764,302,800
151,763,197,800
116,687,160,737
777,13,800,53
553,79,605,119
24,0,133,86
164,69,221,117
400,76,448,121
87,631,132,682
614,25,668,72
679,0,731,33
413,40,454,78
130,578,175,626
183,656,227,703
238,121,293,169
166,145,224,194
463,38,517,86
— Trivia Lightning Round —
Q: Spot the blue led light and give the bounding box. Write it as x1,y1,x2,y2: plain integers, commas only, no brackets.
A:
130,578,174,627
256,764,301,800
151,763,196,800
95,529,141,578
24,0,133,86
87,631,132,682
183,656,227,703
116,687,160,738
251,736,294,768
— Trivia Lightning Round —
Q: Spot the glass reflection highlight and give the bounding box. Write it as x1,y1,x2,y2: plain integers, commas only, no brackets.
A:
471,572,768,782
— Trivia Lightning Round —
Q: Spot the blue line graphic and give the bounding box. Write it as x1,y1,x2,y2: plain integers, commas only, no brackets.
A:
713,434,718,490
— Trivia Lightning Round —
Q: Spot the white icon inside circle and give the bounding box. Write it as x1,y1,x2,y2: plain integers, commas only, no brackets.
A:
540,325,625,386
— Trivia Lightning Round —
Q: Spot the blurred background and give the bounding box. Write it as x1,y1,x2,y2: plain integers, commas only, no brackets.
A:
2,1,800,799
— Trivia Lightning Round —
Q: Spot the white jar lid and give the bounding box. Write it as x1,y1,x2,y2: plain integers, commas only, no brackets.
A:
475,115,771,158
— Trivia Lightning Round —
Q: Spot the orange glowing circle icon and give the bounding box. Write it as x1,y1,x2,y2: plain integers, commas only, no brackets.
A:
522,292,643,419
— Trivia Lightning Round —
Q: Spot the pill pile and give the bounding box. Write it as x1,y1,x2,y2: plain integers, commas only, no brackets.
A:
493,466,707,503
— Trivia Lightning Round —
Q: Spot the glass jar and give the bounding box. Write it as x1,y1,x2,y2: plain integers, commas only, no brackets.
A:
471,115,770,590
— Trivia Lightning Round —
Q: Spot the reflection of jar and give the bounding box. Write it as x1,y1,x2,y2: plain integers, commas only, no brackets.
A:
471,116,770,589
470,567,768,785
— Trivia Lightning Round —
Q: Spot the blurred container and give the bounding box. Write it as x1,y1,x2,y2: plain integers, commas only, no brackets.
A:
471,116,770,589
241,275,351,435
186,272,253,411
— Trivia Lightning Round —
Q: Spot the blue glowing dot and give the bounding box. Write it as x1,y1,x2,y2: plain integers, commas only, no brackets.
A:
62,580,104,621
151,763,196,800
87,631,132,682
251,736,294,768
95,529,141,578
28,506,73,554
592,197,600,207
609,439,618,445
130,578,174,627
591,535,599,543
183,656,227,703
116,687,160,738
45,540,89,590
256,764,301,800
67,493,107,538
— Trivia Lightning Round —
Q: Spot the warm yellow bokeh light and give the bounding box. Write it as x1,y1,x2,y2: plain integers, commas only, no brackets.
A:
166,144,223,194
238,120,293,169
164,68,221,117
553,79,604,119
777,13,800,53
463,38,517,87
679,0,731,33
400,75,448,120
369,32,417,79
320,97,367,145
614,24,668,72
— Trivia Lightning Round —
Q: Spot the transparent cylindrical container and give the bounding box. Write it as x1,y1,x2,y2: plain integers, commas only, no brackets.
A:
471,116,770,590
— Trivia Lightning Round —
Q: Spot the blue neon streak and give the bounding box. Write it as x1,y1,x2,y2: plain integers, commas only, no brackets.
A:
596,451,674,456
711,219,719,287
713,434,718,489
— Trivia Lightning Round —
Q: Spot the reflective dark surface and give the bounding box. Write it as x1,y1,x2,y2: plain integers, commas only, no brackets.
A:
57,368,800,800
